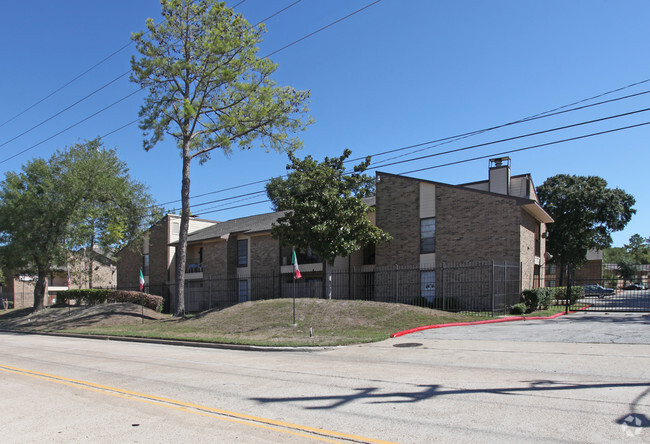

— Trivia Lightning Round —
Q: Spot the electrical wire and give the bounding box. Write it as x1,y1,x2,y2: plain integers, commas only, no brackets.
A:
141,93,650,209
0,0,319,164
0,0,252,131
192,120,650,218
0,88,144,165
265,0,382,58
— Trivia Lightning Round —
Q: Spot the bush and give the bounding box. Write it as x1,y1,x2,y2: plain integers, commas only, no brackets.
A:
547,286,584,305
57,289,163,312
510,303,527,315
521,288,552,312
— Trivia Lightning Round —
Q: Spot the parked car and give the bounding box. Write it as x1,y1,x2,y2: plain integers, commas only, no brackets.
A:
583,284,615,298
623,283,647,290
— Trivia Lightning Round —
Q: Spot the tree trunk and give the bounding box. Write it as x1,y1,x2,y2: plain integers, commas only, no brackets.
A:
174,147,192,316
33,269,47,312
88,231,95,288
323,260,333,300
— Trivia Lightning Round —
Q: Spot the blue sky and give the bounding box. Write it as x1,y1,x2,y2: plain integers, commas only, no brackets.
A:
1,0,649,247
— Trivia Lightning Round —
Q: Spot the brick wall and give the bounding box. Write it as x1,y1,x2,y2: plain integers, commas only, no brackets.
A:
375,173,420,266
519,211,539,288
251,234,279,275
202,240,227,279
436,184,522,264
149,217,170,287
116,246,142,289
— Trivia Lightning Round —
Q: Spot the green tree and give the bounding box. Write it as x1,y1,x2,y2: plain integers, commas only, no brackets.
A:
0,140,158,311
266,149,391,298
603,246,629,264
130,0,311,316
624,234,650,264
617,257,637,284
537,174,635,278
64,139,160,287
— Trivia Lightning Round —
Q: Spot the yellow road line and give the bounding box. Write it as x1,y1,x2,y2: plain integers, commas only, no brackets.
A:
0,364,394,444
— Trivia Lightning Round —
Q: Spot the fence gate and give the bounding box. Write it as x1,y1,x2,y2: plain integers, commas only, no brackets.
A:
545,262,650,313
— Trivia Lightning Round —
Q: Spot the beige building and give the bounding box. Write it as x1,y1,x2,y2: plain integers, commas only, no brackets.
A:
2,250,116,309
117,158,552,312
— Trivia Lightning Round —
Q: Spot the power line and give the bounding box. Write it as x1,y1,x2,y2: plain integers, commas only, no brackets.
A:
150,90,650,209
190,120,650,218
0,72,132,150
0,0,325,164
0,0,253,131
0,41,135,130
351,88,650,165
371,106,650,170
264,0,383,58
0,88,144,165
398,121,650,175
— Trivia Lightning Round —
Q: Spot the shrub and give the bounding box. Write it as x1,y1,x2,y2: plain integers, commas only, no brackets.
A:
510,303,527,315
57,289,163,312
547,286,584,305
521,288,552,312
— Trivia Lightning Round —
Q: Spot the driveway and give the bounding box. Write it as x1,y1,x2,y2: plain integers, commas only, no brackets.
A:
403,311,650,344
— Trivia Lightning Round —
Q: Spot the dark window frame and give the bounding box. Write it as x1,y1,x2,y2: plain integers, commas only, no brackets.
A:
420,217,436,254
237,239,248,267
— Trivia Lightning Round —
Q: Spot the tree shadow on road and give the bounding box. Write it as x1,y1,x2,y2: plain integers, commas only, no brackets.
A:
251,380,650,416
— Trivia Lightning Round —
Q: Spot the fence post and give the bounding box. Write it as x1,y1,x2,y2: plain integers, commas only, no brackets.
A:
395,264,399,303
442,263,446,311
491,261,495,317
503,260,507,315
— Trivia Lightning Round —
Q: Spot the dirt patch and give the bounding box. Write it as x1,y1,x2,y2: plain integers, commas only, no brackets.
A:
0,303,169,331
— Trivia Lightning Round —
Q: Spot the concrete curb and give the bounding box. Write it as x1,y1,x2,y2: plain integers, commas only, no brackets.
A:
0,329,336,353
390,307,588,338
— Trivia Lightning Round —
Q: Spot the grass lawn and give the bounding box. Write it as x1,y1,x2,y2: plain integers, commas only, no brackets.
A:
0,299,503,346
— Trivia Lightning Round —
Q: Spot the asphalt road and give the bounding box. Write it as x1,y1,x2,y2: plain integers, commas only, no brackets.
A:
1,312,649,443
406,311,650,344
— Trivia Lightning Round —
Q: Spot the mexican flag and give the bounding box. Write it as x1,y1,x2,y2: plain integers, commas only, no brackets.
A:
292,249,302,279
139,269,145,291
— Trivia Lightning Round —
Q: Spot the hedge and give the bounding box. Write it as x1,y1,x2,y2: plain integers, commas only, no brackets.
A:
521,288,553,312
546,286,584,305
57,289,163,312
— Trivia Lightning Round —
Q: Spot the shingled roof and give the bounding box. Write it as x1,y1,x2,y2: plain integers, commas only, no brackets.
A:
175,196,377,245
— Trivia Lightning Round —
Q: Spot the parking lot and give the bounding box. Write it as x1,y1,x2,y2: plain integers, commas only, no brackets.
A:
405,311,650,344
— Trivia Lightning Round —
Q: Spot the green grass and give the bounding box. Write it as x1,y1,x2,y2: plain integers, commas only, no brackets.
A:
0,299,570,347
0,299,496,347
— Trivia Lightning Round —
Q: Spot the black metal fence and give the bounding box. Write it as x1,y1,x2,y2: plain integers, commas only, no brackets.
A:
117,261,522,315
545,262,650,312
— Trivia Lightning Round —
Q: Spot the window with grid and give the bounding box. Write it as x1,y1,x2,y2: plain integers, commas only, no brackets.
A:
420,218,435,254
237,239,248,267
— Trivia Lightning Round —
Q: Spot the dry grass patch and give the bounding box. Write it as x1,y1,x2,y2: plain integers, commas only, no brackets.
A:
0,299,490,346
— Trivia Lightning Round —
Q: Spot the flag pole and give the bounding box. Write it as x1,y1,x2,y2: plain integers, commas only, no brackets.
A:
292,247,296,326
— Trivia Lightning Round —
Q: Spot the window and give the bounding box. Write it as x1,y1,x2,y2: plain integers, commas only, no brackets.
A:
238,280,248,303
142,254,150,276
363,243,376,265
420,218,435,254
172,222,180,236
237,239,248,267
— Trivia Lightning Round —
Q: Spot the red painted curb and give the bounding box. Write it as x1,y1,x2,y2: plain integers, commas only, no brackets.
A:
390,306,591,338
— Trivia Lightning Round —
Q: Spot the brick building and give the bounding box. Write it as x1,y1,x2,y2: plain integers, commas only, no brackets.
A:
116,157,552,312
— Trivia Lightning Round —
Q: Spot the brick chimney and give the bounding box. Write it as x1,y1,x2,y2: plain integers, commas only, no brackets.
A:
489,157,511,195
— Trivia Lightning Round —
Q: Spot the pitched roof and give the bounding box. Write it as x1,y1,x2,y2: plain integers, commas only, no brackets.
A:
182,210,287,244
177,196,377,245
